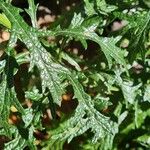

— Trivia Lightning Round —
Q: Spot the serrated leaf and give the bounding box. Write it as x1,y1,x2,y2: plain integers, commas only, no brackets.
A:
121,82,141,104
25,87,43,101
0,53,25,138
31,50,69,105
114,10,150,61
39,14,126,68
0,2,119,143
96,0,117,14
22,108,34,128
115,71,141,104
0,1,69,105
28,126,36,150
84,0,117,16
25,0,38,28
0,75,12,137
143,84,150,102
84,0,96,16
94,94,112,111
52,74,118,143
4,126,36,150
70,13,84,28
1,1,145,148
4,135,26,150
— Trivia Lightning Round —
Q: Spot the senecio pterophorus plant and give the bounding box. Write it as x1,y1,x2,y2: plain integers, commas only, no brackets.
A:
0,0,150,149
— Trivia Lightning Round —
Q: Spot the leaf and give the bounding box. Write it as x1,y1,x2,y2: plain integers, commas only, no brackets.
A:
33,51,69,105
0,53,20,136
83,0,96,16
70,13,84,28
97,134,116,150
121,82,141,104
0,59,6,73
0,75,12,137
25,0,38,28
61,52,81,71
41,139,65,150
15,51,30,65
97,37,126,68
4,132,26,150
114,10,150,61
25,87,43,101
27,126,36,150
52,74,118,143
39,13,126,68
22,108,34,128
143,84,150,102
0,51,26,140
94,94,112,111
134,102,150,128
129,11,150,60
0,1,69,105
136,134,150,148
83,0,117,16
118,111,128,125
115,71,141,104
4,126,36,150
0,13,11,28
95,0,117,15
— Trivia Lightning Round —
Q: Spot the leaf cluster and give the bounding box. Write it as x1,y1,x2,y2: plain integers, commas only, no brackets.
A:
0,0,150,149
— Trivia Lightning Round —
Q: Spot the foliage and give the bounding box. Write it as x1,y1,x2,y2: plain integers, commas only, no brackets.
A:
0,0,150,149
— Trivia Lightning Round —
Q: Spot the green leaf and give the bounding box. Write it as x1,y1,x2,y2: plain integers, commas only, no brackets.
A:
143,84,150,102
61,52,81,71
83,0,96,16
0,59,6,73
0,1,69,105
22,108,34,128
94,94,112,111
0,13,11,28
52,74,118,143
39,13,126,68
114,10,150,61
25,87,43,101
0,75,12,137
27,126,36,150
4,126,36,150
25,0,38,28
15,52,30,65
121,82,141,104
4,134,26,150
136,134,150,148
84,0,117,16
118,111,128,125
95,0,117,15
41,139,65,150
115,71,141,104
